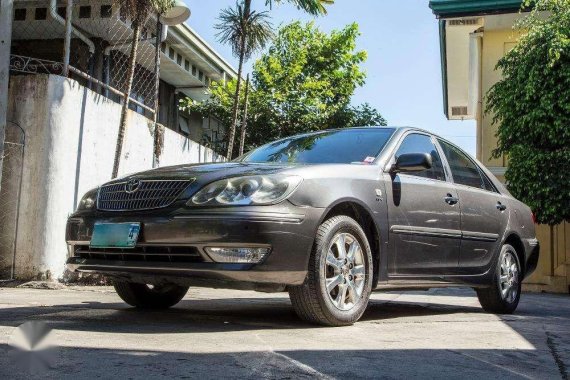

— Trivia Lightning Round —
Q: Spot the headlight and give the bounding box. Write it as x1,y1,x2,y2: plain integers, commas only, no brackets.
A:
189,175,302,206
76,189,98,211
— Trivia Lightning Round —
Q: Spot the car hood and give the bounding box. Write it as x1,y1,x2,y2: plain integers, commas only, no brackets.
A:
115,162,297,183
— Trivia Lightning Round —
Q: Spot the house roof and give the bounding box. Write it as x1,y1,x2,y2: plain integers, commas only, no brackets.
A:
429,0,522,18
430,0,523,118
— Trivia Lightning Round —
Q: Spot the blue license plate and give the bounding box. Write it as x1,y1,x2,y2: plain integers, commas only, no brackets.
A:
90,223,141,248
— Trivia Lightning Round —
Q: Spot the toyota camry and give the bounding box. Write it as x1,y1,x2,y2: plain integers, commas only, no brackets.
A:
66,127,539,326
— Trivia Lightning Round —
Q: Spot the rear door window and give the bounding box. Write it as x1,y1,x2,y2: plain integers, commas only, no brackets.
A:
438,139,494,191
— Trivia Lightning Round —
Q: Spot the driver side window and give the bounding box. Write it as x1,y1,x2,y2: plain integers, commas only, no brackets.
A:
395,134,446,181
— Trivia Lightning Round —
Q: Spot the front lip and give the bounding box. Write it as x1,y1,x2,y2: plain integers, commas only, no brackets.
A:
172,210,305,223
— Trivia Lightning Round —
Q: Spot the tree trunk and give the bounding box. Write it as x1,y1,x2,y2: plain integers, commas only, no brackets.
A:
239,74,250,157
226,0,251,159
112,22,141,178
226,40,246,159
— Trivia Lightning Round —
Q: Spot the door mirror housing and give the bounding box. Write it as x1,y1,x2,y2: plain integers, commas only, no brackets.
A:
391,153,432,173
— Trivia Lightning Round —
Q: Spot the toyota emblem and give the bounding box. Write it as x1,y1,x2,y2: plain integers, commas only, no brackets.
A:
125,179,141,194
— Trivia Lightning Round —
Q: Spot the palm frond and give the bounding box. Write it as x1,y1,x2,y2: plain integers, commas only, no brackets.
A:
265,0,333,15
215,2,274,60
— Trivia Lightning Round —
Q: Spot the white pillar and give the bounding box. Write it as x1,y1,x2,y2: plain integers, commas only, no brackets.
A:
0,0,14,191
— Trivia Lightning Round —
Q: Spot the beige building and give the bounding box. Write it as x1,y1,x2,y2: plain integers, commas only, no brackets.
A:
430,0,569,293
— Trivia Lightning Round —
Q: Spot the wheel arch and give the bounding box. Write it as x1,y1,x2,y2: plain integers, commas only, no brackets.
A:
318,198,382,288
503,232,526,277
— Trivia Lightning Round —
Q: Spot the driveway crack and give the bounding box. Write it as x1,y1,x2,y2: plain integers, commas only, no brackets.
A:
546,331,568,380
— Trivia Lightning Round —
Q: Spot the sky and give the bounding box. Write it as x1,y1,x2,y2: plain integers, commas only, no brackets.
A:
183,0,476,155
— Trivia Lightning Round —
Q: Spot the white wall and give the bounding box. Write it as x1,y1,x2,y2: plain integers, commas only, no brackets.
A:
4,74,221,280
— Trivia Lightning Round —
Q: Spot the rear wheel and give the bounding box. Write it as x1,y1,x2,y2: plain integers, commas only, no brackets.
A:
289,215,373,326
113,281,189,309
476,244,521,314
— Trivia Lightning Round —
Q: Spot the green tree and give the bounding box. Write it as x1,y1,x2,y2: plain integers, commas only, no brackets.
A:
331,103,387,129
486,0,570,225
181,22,386,157
217,0,333,159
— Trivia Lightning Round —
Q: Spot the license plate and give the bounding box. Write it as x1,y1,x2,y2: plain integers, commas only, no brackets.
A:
90,223,141,248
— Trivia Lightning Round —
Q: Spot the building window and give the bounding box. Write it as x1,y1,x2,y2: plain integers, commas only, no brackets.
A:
35,8,47,20
14,8,26,21
176,54,182,65
79,6,91,19
184,60,190,71
101,5,112,18
192,65,197,76
57,7,66,19
198,70,204,81
168,48,175,60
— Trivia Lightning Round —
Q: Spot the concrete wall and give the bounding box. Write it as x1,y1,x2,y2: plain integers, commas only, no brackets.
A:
3,74,222,280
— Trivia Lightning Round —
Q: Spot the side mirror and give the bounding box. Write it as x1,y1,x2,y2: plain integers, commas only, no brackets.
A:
391,153,432,173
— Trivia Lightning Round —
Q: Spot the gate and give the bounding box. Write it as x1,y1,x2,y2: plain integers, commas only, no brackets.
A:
0,122,25,279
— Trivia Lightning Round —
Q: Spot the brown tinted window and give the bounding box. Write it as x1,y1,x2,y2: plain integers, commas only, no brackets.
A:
395,134,446,181
438,140,488,190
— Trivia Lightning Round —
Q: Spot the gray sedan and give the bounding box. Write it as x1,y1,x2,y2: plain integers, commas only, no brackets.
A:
67,127,539,326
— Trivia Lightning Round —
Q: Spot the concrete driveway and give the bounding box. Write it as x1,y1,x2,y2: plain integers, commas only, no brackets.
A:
0,285,568,379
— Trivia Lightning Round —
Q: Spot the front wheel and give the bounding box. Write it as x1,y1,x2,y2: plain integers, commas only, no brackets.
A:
476,244,522,314
114,281,189,309
288,215,373,326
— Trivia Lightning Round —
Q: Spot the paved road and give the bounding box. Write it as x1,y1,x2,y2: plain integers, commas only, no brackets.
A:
0,285,569,379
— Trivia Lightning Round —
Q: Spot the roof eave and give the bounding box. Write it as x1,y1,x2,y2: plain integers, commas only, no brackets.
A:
438,19,449,119
429,0,523,19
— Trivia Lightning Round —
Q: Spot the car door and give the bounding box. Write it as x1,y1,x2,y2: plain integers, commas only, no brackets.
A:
385,133,461,276
437,139,508,274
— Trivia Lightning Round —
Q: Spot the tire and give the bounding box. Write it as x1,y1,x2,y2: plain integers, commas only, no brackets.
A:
113,281,189,309
289,215,373,326
476,244,522,314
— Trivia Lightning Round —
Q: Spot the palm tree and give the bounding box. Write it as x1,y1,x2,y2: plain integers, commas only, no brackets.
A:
217,0,332,159
216,1,273,159
112,0,174,178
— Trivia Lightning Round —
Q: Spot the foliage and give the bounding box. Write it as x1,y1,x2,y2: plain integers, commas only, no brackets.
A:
215,0,275,158
181,22,386,157
265,0,334,15
215,3,274,61
331,103,387,129
486,0,570,224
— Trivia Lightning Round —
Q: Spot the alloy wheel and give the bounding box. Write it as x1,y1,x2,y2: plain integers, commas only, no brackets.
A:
325,233,366,311
499,250,519,303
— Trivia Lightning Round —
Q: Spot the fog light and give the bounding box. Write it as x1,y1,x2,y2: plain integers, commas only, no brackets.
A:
204,247,270,263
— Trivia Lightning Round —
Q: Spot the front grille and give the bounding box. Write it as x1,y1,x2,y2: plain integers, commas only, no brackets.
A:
74,245,204,263
97,179,192,211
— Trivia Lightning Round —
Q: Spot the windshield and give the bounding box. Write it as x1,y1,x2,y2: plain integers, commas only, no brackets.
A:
240,128,396,164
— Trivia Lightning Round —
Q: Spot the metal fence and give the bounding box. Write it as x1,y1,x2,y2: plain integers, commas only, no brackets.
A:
9,0,161,115
0,122,25,280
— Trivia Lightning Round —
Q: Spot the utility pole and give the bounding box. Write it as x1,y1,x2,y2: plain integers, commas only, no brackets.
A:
0,0,14,191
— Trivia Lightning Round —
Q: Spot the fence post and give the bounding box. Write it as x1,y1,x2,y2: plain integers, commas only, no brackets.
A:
152,18,163,168
63,0,73,76
0,0,14,193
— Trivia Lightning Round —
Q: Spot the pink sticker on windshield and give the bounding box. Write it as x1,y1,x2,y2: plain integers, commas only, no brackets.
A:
363,156,375,163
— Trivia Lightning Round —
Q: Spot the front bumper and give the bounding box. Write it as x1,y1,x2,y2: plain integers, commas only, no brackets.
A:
66,203,324,288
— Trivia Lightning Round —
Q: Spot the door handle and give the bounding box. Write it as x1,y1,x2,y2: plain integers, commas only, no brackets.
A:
496,202,507,211
444,193,459,205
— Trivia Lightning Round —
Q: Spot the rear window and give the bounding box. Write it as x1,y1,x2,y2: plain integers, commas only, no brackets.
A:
240,128,396,164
